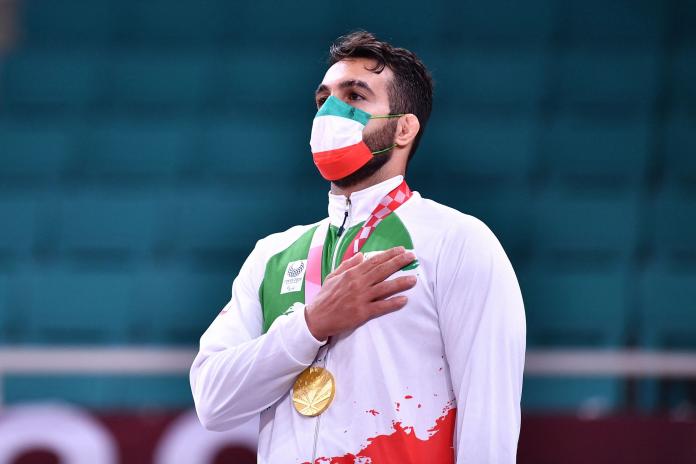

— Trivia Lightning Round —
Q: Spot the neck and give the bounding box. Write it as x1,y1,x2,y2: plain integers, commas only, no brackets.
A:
330,168,403,197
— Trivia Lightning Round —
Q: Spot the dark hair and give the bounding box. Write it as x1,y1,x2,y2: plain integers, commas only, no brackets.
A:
328,30,433,164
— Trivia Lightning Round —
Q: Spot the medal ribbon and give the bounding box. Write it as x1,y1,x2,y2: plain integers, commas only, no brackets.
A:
304,180,412,305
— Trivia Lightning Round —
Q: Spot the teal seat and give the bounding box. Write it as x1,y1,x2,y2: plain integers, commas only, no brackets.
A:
132,267,233,344
650,192,696,268
78,120,195,183
520,266,628,412
116,0,228,46
521,267,628,347
427,49,546,113
0,196,43,258
217,50,323,112
556,48,658,114
108,53,216,113
56,192,168,262
227,1,348,46
4,375,193,409
532,191,639,268
542,114,650,190
1,51,104,112
441,189,533,266
438,0,555,46
0,123,75,187
662,112,696,194
0,273,8,343
558,0,663,46
424,115,537,188
198,119,309,184
19,0,115,47
637,268,696,411
15,267,135,344
639,269,696,349
522,376,625,413
170,189,285,265
671,46,696,112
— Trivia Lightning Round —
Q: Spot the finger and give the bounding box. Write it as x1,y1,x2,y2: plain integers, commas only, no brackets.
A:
354,246,405,274
369,275,417,301
365,251,416,284
366,295,409,318
327,251,364,278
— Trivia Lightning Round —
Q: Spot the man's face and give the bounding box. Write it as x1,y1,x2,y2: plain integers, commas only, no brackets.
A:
314,58,399,188
315,57,393,119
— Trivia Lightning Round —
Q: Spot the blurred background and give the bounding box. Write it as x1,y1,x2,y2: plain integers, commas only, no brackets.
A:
0,0,695,462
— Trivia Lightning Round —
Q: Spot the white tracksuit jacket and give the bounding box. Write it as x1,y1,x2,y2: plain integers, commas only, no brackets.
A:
190,174,526,463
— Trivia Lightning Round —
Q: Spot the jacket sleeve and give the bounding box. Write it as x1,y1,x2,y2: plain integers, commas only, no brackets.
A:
189,237,327,431
435,216,527,463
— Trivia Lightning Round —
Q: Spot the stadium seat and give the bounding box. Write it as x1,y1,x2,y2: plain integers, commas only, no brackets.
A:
531,191,640,268
662,112,696,193
555,48,658,114
115,0,228,46
520,266,629,412
77,119,196,183
439,0,556,46
423,115,538,188
430,189,533,267
670,46,696,112
637,267,696,411
169,189,283,266
0,123,75,187
14,267,136,344
639,268,696,349
522,376,625,413
0,273,8,342
225,1,351,46
649,192,696,268
55,191,170,263
19,0,116,47
557,0,664,46
4,375,193,409
0,51,105,113
427,48,546,114
521,266,629,347
107,52,216,113
541,114,650,190
197,118,312,184
131,267,234,344
217,49,324,112
0,195,43,259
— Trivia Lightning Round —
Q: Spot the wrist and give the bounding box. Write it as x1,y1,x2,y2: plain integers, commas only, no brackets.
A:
304,304,328,343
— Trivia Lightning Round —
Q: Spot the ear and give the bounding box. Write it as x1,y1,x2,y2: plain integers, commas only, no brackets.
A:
394,114,420,148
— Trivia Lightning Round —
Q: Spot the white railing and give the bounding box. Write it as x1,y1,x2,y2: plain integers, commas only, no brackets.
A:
1,348,696,407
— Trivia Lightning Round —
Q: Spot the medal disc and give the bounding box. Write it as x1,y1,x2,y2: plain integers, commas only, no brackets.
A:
292,366,335,416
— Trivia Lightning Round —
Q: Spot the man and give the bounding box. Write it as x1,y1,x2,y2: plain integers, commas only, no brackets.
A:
190,31,526,463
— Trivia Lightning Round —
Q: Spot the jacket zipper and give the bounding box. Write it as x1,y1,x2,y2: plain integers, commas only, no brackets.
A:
331,197,352,270
311,196,351,463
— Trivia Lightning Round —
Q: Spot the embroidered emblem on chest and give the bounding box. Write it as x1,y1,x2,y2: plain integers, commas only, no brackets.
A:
280,259,308,294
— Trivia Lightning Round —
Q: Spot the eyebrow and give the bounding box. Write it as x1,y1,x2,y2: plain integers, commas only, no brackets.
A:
314,79,375,98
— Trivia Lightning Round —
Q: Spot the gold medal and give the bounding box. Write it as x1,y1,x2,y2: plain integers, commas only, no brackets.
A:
292,366,335,416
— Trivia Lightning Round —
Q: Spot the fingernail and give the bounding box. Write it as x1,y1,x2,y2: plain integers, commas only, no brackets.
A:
405,252,415,260
408,275,417,284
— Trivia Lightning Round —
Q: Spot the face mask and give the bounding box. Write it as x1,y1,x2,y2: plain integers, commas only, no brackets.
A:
310,95,404,181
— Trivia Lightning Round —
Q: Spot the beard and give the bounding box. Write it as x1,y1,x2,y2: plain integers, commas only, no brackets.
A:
331,119,398,189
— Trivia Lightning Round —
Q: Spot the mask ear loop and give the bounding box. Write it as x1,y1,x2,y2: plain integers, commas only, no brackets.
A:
368,114,403,155
371,143,397,155
369,114,405,119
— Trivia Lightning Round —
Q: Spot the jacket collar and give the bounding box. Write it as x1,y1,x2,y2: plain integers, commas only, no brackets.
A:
327,174,404,229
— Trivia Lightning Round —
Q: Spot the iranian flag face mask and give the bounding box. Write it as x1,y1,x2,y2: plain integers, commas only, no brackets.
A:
310,95,404,181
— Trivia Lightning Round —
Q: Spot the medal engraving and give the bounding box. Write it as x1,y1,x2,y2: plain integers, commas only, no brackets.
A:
292,366,336,416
